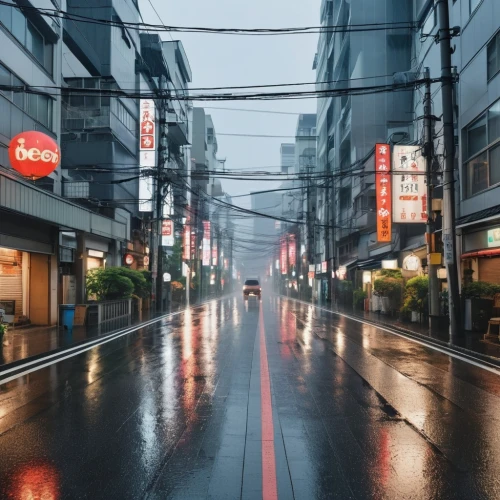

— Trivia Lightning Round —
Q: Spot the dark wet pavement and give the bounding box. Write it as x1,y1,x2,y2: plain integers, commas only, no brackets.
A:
1,295,500,499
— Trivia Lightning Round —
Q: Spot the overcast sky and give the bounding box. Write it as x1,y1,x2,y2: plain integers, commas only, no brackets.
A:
139,0,321,207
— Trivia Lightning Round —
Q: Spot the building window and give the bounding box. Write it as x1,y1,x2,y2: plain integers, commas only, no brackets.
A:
112,99,137,135
464,99,500,197
489,101,500,143
467,114,487,158
487,31,500,81
466,151,488,197
421,4,436,36
0,7,54,75
0,63,52,129
470,0,481,15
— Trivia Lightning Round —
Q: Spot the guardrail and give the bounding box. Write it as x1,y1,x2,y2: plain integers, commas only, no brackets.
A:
97,299,132,335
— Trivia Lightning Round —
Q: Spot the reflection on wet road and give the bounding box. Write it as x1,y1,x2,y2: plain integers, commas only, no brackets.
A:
1,295,500,499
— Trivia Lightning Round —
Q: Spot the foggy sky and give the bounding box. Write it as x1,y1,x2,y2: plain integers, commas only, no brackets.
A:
139,0,321,209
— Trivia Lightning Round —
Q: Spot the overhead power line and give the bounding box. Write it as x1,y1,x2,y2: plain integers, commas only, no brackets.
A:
0,78,437,102
217,133,299,138
0,3,417,35
2,73,406,94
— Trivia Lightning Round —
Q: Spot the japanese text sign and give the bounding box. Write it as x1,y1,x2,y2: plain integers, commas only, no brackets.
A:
202,221,211,266
280,238,288,275
139,99,156,212
183,217,190,260
288,234,296,270
162,219,174,247
376,144,392,243
392,145,427,223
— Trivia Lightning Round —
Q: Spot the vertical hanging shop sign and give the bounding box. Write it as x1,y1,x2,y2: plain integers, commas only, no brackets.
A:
280,237,288,275
139,99,156,212
162,219,174,247
375,143,392,243
392,145,427,223
288,234,296,271
182,217,190,260
202,221,211,266
212,245,218,266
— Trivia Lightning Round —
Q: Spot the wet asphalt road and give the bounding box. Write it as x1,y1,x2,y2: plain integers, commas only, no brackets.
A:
1,295,500,499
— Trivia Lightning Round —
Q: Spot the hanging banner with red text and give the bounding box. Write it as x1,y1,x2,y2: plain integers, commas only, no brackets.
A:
212,245,218,266
392,145,427,223
376,144,392,243
288,234,296,271
161,219,174,247
182,217,190,260
139,99,156,212
280,238,288,275
202,221,211,266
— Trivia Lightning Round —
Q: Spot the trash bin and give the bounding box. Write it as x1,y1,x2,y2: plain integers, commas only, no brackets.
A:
60,304,75,331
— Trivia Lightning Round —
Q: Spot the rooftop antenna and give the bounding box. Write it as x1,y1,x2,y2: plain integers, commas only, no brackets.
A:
218,158,227,172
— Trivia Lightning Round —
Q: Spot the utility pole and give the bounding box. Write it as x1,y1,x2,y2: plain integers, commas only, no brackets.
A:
423,68,440,330
331,169,337,308
229,234,233,293
306,166,314,268
324,166,331,304
155,76,168,313
436,0,462,339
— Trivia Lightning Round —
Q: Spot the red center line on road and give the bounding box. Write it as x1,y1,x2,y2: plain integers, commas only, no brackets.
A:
259,305,278,500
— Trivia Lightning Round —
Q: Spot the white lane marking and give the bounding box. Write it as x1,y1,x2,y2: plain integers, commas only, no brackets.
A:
0,316,170,377
0,299,223,384
283,296,500,377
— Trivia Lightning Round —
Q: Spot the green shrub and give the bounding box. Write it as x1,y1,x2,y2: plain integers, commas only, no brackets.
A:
353,289,367,309
379,269,403,279
374,273,403,312
401,276,429,316
373,277,403,298
86,268,134,301
113,267,149,298
462,281,500,298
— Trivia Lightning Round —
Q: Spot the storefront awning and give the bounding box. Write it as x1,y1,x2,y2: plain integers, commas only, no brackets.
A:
462,248,500,259
339,258,358,269
357,252,394,270
456,205,500,229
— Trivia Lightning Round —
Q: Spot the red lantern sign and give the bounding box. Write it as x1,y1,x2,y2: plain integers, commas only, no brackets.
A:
9,131,60,180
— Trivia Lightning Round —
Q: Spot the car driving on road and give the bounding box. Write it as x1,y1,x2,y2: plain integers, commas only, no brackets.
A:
243,279,261,300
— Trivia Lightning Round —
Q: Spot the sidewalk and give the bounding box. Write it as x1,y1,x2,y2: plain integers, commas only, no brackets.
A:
337,307,500,359
296,297,500,362
0,303,186,367
0,296,228,367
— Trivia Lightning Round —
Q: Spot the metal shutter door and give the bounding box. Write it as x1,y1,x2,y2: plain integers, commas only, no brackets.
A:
0,275,23,317
478,258,500,284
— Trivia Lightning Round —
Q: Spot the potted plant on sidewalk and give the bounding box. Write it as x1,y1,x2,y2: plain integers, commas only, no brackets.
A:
0,322,7,346
462,281,500,331
373,270,403,316
401,276,429,323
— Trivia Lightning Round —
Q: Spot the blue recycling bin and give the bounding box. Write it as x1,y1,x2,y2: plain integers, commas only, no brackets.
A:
60,304,75,331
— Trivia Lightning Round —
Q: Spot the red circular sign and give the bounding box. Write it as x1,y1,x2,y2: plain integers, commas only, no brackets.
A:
143,256,150,266
124,254,134,265
9,131,60,180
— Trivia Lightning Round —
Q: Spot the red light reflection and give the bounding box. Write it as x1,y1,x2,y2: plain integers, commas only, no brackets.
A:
8,461,60,500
